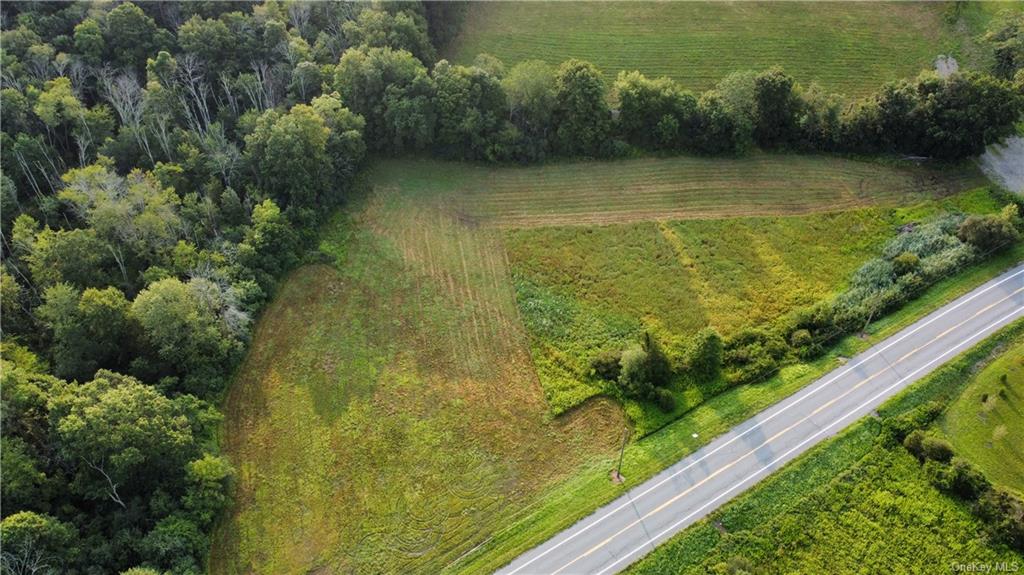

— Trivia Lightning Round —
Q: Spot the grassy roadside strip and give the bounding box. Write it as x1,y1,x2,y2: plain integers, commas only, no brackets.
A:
626,319,1024,574
451,246,1024,574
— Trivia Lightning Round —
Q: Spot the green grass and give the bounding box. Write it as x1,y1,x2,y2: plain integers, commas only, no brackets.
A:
451,246,1024,574
446,2,1015,97
940,341,1024,494
210,201,627,574
211,154,1017,574
371,154,984,228
505,189,1008,431
626,323,1024,575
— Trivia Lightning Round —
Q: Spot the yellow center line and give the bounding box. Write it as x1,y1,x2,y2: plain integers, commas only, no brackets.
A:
550,286,1024,574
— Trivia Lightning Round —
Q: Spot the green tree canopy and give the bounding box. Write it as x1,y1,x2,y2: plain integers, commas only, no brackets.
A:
552,59,611,157
49,370,197,506
334,45,436,152
432,60,509,160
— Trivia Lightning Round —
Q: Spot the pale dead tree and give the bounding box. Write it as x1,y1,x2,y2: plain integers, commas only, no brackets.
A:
73,108,97,166
51,53,70,78
289,61,319,103
84,457,127,509
67,58,91,98
251,60,282,110
319,22,348,63
0,539,58,575
288,1,312,37
98,68,154,164
157,0,183,29
143,88,178,160
25,45,55,83
218,72,242,119
13,142,65,201
1,67,24,90
176,54,213,134
188,273,251,340
201,123,241,188
236,72,268,112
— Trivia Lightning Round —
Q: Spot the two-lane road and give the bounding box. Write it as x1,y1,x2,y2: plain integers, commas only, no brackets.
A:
499,263,1024,575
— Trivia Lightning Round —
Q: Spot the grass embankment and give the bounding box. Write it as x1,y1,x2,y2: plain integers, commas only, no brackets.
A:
940,341,1024,493
212,154,1013,574
626,322,1024,575
446,2,1009,97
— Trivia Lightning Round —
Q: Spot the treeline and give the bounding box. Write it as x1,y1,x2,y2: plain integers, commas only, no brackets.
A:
332,44,1024,163
0,1,1021,572
592,205,1023,411
887,389,1023,550
1,2,375,573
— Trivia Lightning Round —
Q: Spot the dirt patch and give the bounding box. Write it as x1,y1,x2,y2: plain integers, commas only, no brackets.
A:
980,136,1024,193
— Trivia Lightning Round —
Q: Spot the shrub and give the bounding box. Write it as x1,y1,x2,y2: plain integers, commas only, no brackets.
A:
976,487,1024,550
892,251,920,275
903,429,927,460
642,332,672,388
924,457,990,500
687,328,723,382
723,328,787,385
957,211,1020,253
881,401,944,445
654,387,677,412
921,435,954,463
618,344,654,399
590,349,623,381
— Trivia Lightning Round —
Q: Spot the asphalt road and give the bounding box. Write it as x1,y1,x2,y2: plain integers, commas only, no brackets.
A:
498,263,1024,575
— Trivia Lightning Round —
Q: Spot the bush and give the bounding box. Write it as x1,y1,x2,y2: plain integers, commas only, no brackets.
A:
892,251,919,275
924,457,990,500
616,334,672,400
654,387,677,412
723,328,787,385
881,401,944,445
976,487,1024,550
618,344,654,399
590,349,622,381
687,328,723,382
903,429,927,460
921,435,954,463
957,211,1020,253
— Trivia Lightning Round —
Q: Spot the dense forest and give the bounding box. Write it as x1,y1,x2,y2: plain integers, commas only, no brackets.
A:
0,2,1022,574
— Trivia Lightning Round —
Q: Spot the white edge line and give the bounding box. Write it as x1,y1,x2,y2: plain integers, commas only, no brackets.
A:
596,306,1024,575
503,264,1024,574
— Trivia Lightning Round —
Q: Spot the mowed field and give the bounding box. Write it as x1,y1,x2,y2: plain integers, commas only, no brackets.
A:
211,153,991,574
448,2,960,96
374,155,983,228
940,340,1024,493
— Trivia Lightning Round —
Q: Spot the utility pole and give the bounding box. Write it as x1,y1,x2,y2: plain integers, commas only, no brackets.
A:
614,427,631,483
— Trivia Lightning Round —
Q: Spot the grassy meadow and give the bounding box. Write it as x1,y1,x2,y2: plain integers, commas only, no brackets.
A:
506,189,1004,431
446,2,1018,97
212,154,1018,574
940,340,1024,493
626,323,1024,575
210,188,627,573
